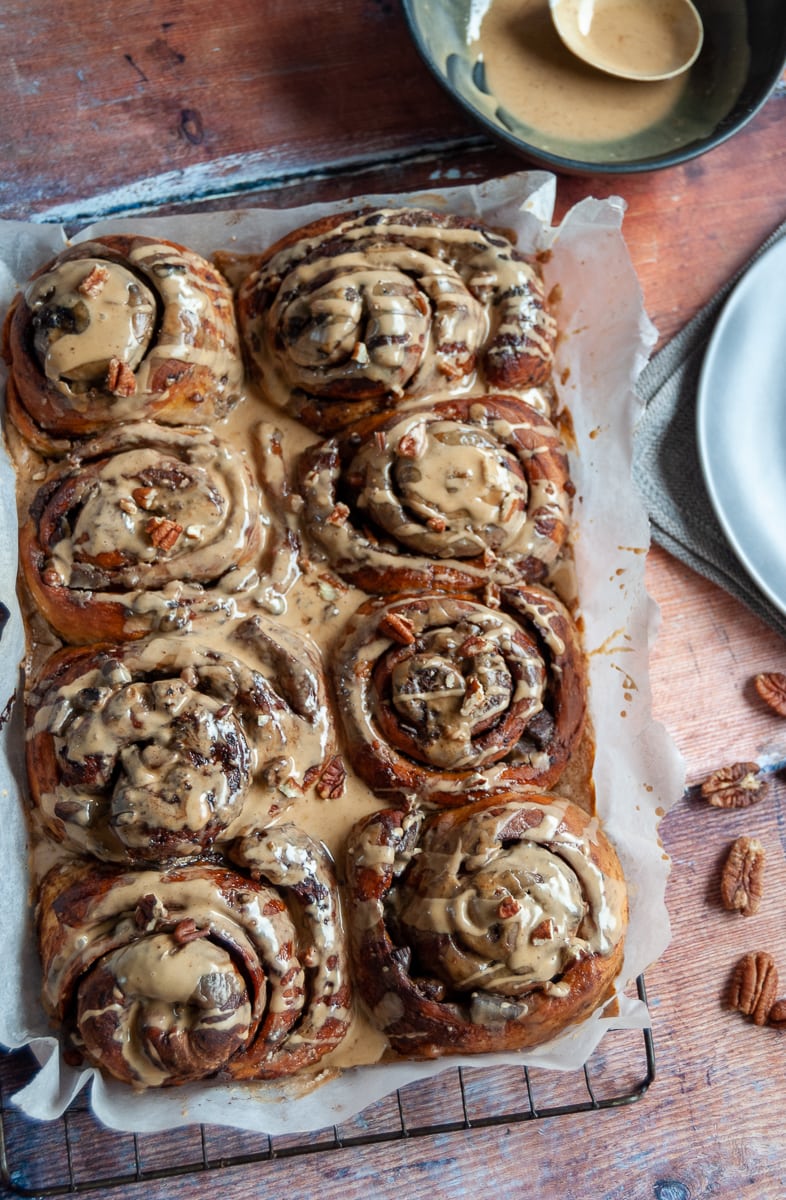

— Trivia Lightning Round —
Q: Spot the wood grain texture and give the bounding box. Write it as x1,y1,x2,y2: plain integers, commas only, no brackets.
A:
2,0,479,222
2,0,786,1195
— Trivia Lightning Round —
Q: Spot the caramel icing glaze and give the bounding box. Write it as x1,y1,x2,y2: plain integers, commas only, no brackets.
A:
3,235,244,454
345,793,628,1057
298,392,573,594
4,210,630,1092
19,421,266,643
332,586,587,802
37,825,351,1087
26,624,336,863
236,207,557,434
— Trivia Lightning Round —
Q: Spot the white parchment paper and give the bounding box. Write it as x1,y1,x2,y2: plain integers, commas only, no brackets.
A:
0,171,685,1132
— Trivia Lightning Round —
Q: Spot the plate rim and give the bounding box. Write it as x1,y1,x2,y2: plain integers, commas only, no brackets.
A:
696,233,786,617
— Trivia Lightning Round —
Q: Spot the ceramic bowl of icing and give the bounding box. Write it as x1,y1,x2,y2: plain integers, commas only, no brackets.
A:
401,0,786,174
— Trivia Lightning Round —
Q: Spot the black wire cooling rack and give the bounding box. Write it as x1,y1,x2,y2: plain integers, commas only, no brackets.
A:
0,977,654,1197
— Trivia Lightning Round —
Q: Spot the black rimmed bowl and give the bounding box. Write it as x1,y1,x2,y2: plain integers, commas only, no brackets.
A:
401,0,786,174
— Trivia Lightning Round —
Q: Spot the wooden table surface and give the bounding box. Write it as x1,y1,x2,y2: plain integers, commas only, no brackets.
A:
2,2,786,1197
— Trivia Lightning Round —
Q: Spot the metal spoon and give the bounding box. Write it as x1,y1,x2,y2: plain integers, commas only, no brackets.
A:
549,0,704,82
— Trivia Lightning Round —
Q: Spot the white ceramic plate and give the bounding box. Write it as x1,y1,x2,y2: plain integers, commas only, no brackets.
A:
697,235,786,616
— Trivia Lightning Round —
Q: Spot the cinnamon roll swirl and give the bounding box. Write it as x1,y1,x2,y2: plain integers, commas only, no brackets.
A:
3,235,244,455
37,824,350,1086
345,794,627,1057
298,394,573,593
236,207,556,433
332,586,586,804
26,621,336,862
19,421,262,643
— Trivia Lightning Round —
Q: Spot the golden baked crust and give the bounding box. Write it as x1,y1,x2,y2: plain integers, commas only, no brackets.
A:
331,586,587,803
345,793,628,1058
236,206,556,434
297,393,574,594
3,235,244,455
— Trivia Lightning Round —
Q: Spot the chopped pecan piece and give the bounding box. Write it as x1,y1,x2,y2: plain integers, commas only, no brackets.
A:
699,761,768,808
379,611,417,645
78,263,110,297
754,671,786,717
720,836,765,916
397,426,426,458
729,951,778,1025
132,486,156,510
437,353,467,381
315,754,347,800
317,571,348,594
134,893,166,930
460,674,486,717
530,918,555,943
173,918,209,945
146,516,183,551
106,356,137,397
326,502,350,527
500,495,522,525
457,634,488,658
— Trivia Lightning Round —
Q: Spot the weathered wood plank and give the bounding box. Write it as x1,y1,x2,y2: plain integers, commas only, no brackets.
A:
2,0,478,220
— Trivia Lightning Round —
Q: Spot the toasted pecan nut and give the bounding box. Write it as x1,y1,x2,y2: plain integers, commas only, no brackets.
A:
700,762,768,808
754,671,786,717
78,264,110,298
720,836,765,916
106,357,137,397
316,754,347,800
145,516,184,552
729,951,778,1025
377,610,417,646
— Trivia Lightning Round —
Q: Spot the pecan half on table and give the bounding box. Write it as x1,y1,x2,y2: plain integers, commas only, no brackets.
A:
700,762,768,809
754,671,786,717
720,836,765,916
729,951,778,1025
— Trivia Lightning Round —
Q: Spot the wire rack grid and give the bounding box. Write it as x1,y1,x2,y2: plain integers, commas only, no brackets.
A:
0,977,655,1198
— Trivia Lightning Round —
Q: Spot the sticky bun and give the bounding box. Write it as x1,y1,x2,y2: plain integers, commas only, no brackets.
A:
345,793,627,1057
3,235,244,454
298,393,573,593
37,823,350,1086
236,207,556,434
19,421,262,643
331,586,586,803
26,621,336,862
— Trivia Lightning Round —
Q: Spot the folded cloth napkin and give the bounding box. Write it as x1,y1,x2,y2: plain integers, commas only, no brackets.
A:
633,219,786,640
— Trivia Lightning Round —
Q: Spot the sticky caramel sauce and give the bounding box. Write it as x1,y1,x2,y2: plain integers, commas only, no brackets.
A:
9,218,602,1083
471,0,686,144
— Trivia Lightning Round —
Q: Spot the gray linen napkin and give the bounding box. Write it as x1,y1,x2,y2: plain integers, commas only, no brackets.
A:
633,219,786,640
